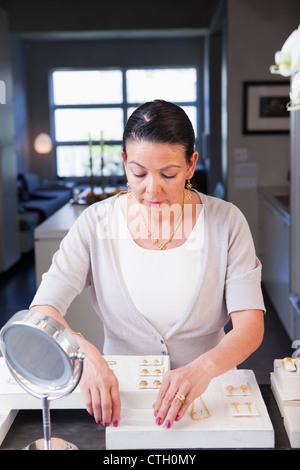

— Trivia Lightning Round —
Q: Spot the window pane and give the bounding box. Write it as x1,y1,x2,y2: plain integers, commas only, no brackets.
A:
182,106,197,136
54,108,124,142
126,68,197,103
56,145,124,178
52,70,123,105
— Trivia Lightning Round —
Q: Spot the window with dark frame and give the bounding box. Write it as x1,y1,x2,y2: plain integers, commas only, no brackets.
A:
49,67,199,180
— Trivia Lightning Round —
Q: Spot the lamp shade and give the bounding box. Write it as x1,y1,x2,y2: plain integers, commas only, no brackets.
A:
34,133,53,154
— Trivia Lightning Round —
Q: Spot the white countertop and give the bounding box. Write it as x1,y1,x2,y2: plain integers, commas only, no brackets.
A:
258,185,290,222
34,202,87,239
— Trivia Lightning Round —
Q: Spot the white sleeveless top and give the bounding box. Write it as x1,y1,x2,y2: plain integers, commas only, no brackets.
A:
113,198,204,336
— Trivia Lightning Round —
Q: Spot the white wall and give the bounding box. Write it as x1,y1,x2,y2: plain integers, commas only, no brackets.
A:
0,8,20,271
226,0,300,246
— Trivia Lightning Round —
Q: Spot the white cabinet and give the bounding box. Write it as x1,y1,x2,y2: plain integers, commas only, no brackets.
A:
0,9,20,271
259,194,292,338
34,203,104,352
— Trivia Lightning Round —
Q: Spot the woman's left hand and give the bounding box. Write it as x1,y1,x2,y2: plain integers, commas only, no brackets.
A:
152,310,264,428
152,359,212,428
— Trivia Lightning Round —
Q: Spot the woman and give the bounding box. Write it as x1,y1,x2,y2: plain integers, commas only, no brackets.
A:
30,100,264,430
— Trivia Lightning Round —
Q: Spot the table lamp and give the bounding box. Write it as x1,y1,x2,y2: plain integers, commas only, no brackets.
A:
0,310,85,450
33,133,53,184
33,133,52,154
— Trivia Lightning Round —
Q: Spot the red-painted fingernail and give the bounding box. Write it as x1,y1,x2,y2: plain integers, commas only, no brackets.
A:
104,422,110,427
113,420,119,427
154,409,159,417
175,414,180,421
165,420,171,428
156,417,162,425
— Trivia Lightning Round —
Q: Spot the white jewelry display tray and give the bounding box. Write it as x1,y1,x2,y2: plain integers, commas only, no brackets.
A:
282,404,300,448
106,368,274,449
270,359,300,448
0,356,274,449
0,355,169,411
270,372,300,416
0,355,169,445
272,359,300,397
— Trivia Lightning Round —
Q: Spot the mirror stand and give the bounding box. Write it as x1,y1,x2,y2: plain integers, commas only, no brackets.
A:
24,395,78,450
0,310,85,450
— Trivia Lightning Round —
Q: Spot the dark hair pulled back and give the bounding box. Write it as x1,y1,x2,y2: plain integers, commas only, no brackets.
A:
122,100,195,163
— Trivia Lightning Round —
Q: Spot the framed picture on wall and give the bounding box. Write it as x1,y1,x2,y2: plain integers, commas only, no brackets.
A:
243,81,290,134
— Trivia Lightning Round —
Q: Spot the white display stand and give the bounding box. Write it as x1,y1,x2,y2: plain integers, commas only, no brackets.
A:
283,404,300,448
0,355,169,445
106,368,274,449
271,359,300,448
0,355,169,411
270,360,300,416
0,356,274,449
0,357,85,411
0,410,18,446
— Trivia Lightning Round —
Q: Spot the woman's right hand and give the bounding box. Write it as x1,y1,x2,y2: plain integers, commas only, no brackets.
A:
77,338,121,427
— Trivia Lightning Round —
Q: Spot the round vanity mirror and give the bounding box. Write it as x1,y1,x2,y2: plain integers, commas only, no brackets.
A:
0,310,85,450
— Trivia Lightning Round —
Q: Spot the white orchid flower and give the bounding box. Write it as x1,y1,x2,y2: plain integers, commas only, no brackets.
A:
270,24,300,76
288,71,300,111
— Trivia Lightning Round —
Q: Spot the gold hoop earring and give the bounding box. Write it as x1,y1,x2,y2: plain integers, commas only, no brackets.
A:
126,182,133,199
185,176,193,201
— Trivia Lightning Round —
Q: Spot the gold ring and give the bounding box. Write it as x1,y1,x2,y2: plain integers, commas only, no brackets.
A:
174,392,185,405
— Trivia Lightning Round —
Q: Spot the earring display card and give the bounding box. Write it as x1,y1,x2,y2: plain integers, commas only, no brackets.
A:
106,369,274,449
230,401,259,417
223,383,251,396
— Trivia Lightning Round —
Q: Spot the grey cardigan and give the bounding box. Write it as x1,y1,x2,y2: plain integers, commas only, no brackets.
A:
31,192,265,369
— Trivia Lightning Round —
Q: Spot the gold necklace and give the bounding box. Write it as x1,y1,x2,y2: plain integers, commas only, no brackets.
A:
139,194,185,250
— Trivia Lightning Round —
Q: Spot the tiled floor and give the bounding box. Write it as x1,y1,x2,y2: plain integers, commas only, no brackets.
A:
0,251,293,384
